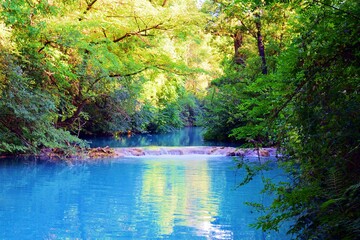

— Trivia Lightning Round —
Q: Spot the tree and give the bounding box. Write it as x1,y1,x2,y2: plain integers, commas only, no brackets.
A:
204,0,360,238
0,0,219,152
0,0,85,153
201,0,293,143
257,1,360,238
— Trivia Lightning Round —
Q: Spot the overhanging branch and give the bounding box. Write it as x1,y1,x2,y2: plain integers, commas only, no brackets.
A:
154,65,192,76
113,23,165,42
79,0,98,21
87,67,150,92
38,40,51,53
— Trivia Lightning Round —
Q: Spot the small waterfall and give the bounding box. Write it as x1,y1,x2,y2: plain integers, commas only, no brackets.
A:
113,146,276,158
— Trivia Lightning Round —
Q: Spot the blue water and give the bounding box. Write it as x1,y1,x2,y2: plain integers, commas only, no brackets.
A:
84,127,237,148
0,156,288,239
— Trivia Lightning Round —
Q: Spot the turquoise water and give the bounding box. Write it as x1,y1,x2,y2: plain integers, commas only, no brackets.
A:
85,127,237,148
0,156,288,239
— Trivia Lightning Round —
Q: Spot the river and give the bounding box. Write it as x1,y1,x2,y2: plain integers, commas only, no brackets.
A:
0,128,288,239
84,127,237,148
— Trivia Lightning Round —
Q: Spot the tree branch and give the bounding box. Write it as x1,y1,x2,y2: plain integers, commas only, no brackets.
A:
109,67,150,78
56,99,89,128
0,117,35,150
38,40,51,53
238,18,256,38
154,65,192,76
270,56,336,121
87,67,150,93
270,79,308,121
79,0,98,21
313,0,360,20
102,28,107,38
113,23,164,42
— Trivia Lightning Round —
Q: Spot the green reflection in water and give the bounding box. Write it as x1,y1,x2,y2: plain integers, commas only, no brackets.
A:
139,158,223,237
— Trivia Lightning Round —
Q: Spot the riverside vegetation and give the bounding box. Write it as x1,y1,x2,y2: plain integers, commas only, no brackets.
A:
0,0,359,239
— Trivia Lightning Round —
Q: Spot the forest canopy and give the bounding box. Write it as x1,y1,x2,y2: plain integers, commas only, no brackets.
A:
0,0,359,239
0,0,221,153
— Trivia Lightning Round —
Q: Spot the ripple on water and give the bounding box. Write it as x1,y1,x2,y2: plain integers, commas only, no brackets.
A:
0,155,288,239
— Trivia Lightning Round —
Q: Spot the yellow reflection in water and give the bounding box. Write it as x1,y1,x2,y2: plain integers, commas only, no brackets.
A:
140,159,221,237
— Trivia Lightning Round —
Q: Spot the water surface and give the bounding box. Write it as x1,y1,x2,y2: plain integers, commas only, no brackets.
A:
0,156,287,239
85,127,237,148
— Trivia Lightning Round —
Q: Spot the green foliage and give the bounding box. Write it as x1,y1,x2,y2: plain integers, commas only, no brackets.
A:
2,1,358,238
201,0,294,144
82,88,136,135
0,0,218,153
201,79,245,142
203,0,360,238
0,58,85,153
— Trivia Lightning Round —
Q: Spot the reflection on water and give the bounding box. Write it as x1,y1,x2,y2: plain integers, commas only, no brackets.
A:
85,127,237,148
140,159,221,238
0,156,288,239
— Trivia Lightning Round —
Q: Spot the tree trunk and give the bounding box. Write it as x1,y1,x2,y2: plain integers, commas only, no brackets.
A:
255,13,268,75
56,99,89,129
233,31,245,65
